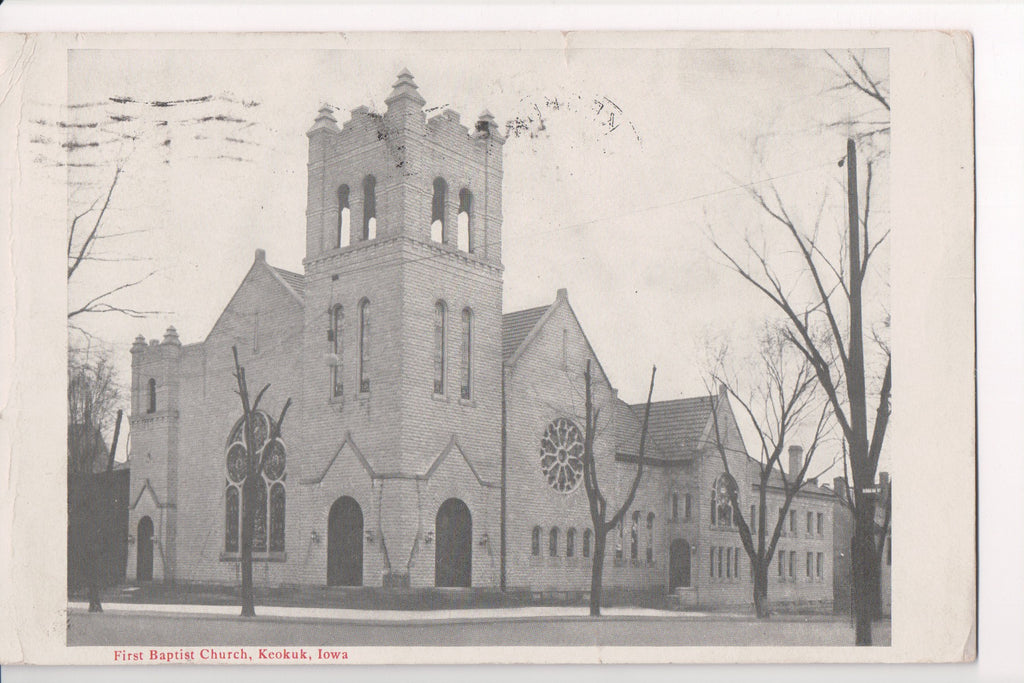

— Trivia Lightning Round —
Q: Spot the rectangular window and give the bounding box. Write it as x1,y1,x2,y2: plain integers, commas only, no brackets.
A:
726,548,732,578
788,551,796,578
817,512,823,536
750,504,756,531
817,552,823,578
717,547,723,578
684,494,692,520
710,546,715,577
359,300,370,392
806,552,813,578
807,511,813,534
734,547,740,578
789,509,796,533
778,507,785,534
778,549,784,577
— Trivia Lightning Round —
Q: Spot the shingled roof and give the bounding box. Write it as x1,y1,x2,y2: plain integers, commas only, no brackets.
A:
271,266,305,297
501,305,550,362
631,395,718,460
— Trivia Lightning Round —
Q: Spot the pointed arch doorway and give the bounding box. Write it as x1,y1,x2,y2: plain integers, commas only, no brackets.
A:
327,496,363,586
435,498,471,588
136,516,154,582
669,539,691,590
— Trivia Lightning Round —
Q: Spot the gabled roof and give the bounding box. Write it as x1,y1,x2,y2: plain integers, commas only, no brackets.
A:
613,396,666,461
271,266,305,297
502,305,550,361
632,395,718,460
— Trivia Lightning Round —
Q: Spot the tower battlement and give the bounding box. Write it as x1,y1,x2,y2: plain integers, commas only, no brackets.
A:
305,70,504,266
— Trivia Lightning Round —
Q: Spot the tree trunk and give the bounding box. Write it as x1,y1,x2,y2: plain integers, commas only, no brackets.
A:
589,530,607,617
852,498,877,645
752,560,770,619
240,475,256,617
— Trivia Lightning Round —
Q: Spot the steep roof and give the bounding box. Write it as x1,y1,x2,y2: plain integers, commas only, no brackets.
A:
501,305,550,361
613,396,666,461
271,266,305,297
632,395,718,460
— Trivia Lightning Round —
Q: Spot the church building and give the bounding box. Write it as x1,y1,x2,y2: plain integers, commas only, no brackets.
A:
125,71,833,610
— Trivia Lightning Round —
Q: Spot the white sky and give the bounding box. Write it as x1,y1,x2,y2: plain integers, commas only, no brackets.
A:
56,43,889,474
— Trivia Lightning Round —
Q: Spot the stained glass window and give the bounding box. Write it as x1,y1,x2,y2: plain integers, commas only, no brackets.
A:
539,418,584,493
461,308,472,400
225,485,239,553
359,299,370,392
269,483,285,553
331,305,343,398
531,526,541,556
434,301,446,394
253,476,268,552
549,527,558,557
224,412,286,554
566,528,575,558
583,529,591,558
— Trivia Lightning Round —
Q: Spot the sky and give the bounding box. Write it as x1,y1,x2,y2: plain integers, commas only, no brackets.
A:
52,41,889,475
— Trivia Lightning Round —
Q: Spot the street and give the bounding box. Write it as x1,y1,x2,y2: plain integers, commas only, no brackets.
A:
68,610,891,647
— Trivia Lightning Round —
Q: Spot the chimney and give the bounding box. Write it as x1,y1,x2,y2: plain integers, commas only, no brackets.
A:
879,471,890,487
788,445,803,477
833,476,848,501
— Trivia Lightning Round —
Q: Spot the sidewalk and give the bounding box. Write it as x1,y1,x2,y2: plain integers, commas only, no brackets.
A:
67,601,736,624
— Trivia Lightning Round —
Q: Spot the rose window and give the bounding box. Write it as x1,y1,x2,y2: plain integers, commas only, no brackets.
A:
226,443,248,483
540,418,584,493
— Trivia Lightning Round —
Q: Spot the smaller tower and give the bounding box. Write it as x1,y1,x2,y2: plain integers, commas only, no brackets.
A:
127,326,182,582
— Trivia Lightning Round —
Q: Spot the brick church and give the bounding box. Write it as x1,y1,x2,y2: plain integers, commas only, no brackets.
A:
126,71,834,609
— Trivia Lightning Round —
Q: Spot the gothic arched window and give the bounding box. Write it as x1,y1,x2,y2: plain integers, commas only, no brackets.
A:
566,528,576,558
431,177,447,243
458,188,472,252
331,304,344,398
549,527,559,557
363,175,377,240
224,412,286,554
460,308,473,399
337,184,350,248
433,301,446,394
359,299,370,392
147,378,156,414
531,526,541,556
583,528,592,558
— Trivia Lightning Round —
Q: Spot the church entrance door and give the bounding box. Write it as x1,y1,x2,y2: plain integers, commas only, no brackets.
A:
327,496,363,586
136,516,154,582
435,498,471,587
669,539,691,590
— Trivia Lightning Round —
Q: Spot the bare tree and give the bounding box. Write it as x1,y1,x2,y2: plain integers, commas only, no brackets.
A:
67,347,125,612
710,49,891,645
580,359,656,617
704,327,834,618
231,346,291,617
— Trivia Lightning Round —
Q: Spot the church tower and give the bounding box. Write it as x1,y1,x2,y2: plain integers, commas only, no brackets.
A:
300,70,505,588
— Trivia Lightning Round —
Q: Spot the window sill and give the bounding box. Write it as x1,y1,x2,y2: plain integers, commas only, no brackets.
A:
219,552,287,563
432,392,448,403
458,397,476,407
